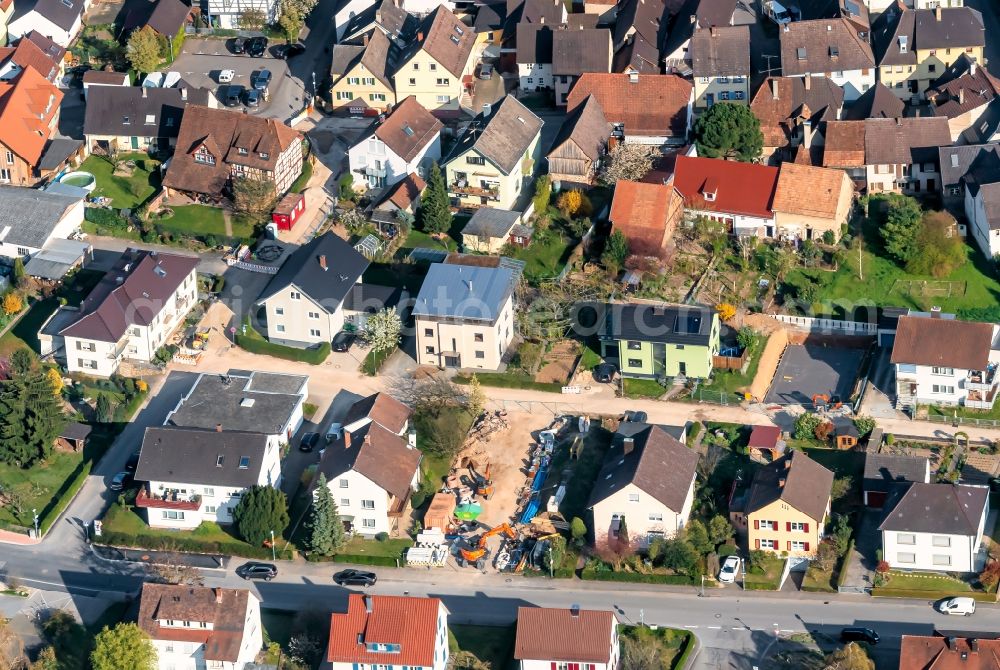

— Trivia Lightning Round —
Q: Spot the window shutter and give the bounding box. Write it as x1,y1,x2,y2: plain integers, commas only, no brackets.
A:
786,522,791,532
755,538,760,549
804,542,810,552
552,663,556,670
787,541,791,551
803,523,809,533
753,519,759,530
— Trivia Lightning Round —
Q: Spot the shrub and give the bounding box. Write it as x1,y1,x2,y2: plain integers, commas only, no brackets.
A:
235,331,331,364
794,413,822,440
375,532,389,542
853,415,876,437
822,230,836,245
814,420,834,442
886,433,895,445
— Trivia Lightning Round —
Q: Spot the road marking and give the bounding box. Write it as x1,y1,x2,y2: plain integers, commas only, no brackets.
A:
707,626,721,629
684,625,699,629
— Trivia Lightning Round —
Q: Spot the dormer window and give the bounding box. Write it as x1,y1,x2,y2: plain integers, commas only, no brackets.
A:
702,176,719,202
122,116,130,125
703,190,717,202
260,152,269,159
145,114,155,124
238,147,248,155
450,35,460,44
194,145,216,165
796,47,806,60
899,35,908,53
829,46,838,58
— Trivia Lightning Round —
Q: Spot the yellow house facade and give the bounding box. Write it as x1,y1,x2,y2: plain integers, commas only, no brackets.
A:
330,31,397,116
393,7,476,118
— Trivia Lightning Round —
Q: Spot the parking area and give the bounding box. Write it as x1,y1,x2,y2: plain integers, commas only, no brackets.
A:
171,39,306,122
765,344,866,406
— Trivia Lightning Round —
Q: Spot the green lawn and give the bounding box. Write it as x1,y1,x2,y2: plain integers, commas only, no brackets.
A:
928,403,1000,421
0,451,84,528
802,564,837,592
290,160,313,193
450,625,516,670
403,229,457,252
623,377,665,399
699,336,769,396
410,406,476,510
620,626,693,670
801,447,865,481
156,205,227,237
79,153,160,208
743,555,785,590
102,503,241,543
339,536,413,558
882,571,972,592
512,234,576,283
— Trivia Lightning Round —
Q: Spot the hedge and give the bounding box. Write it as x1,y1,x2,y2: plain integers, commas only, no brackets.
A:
84,208,127,228
673,631,698,670
235,332,331,364
453,373,563,393
304,553,403,567
39,459,93,535
871,588,997,602
99,531,293,561
580,569,696,585
836,539,855,589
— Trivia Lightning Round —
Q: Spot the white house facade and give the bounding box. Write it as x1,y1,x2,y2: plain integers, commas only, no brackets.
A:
346,100,443,191
591,480,695,548
965,182,1000,259
514,607,619,670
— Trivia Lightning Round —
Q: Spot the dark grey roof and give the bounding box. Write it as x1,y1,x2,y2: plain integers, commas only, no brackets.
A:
317,421,421,500
445,95,542,174
612,420,686,446
746,449,834,522
615,0,668,53
474,2,506,32
342,283,402,313
872,3,916,67
146,0,190,36
690,25,749,78
604,302,715,346
863,453,929,494
938,143,1000,190
588,425,698,511
24,237,88,279
879,482,988,536
257,232,370,312
30,0,84,31
516,22,553,64
462,207,520,238
914,6,984,50
412,263,516,322
83,86,186,140
864,117,951,166
168,372,306,436
841,81,904,121
244,371,309,395
0,185,81,248
38,139,82,171
331,43,365,75
135,426,270,488
59,422,92,441
551,27,612,77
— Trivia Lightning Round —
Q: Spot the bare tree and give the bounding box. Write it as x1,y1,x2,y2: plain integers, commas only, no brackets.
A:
387,376,464,416
697,444,724,482
600,144,654,184
148,548,204,586
620,635,661,670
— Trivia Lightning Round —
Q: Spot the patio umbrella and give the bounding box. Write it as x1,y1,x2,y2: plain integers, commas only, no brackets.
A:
454,504,482,521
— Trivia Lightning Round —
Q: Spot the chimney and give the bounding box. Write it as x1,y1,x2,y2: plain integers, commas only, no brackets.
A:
540,16,545,23
931,306,942,318
779,477,786,488
771,78,779,99
215,588,223,603
319,254,328,271
623,437,634,455
946,637,957,651
417,30,424,41
710,25,717,37
971,639,980,653
629,71,639,84
959,87,965,104
802,119,814,149
971,60,978,76
364,595,373,613
936,5,942,21
363,33,369,46
216,423,222,432
408,428,417,449
180,87,187,101
689,13,695,24
804,73,811,90
142,87,147,98
570,604,580,617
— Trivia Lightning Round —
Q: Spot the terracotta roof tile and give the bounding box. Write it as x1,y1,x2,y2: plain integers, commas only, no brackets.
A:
409,7,475,78
899,635,1000,670
138,585,254,663
890,314,994,370
567,73,691,139
514,607,616,663
345,392,412,434
609,180,682,257
690,25,749,78
780,18,875,76
0,66,62,166
372,97,442,162
327,595,443,666
672,155,778,219
5,37,61,81
748,425,781,449
864,116,951,166
822,120,866,167
772,162,850,220
750,76,844,148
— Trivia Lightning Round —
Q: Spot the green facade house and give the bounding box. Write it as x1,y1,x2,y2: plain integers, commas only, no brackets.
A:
601,303,720,379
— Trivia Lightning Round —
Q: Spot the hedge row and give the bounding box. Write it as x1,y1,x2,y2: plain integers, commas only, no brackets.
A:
871,588,997,602
304,552,403,567
234,333,331,364
672,631,698,670
453,373,564,393
99,531,293,561
580,569,696,585
836,539,855,589
40,460,93,536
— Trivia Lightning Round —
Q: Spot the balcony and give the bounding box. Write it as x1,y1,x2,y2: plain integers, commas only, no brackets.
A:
136,487,202,511
387,494,408,518
967,367,998,392
966,387,998,410
108,339,129,361
365,165,387,179
449,180,499,198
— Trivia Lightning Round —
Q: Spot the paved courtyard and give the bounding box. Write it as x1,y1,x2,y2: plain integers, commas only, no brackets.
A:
765,345,866,406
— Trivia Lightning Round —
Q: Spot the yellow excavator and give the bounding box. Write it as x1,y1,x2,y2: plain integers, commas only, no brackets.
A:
460,523,516,568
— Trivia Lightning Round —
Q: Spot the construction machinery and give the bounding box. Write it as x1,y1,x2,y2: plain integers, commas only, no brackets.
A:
459,523,516,569
469,463,494,499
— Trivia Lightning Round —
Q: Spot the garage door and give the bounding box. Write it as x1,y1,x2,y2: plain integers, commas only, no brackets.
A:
878,332,895,348
865,490,887,508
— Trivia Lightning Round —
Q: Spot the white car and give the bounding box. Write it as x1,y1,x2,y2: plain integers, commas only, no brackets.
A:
218,69,235,83
718,555,741,583
325,422,343,442
937,597,976,616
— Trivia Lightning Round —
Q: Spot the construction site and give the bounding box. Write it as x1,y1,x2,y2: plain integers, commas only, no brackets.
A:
407,409,610,574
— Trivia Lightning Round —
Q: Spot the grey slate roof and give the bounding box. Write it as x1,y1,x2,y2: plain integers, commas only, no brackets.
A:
331,43,365,75
0,186,80,249
745,449,834,522
841,82,904,121
588,425,698,512
516,22,553,64
446,95,542,175
551,27,612,77
257,232,370,313
462,207,520,239
690,25,749,78
863,453,929,494
938,143,1000,191
30,0,84,31
83,86,187,140
38,139,83,171
134,427,270,487
604,302,715,346
864,117,951,165
146,0,190,36
879,482,988,536
913,6,984,50
168,371,307,436
411,262,516,323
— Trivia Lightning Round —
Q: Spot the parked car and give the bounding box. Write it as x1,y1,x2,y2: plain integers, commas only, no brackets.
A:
332,331,356,352
231,37,246,54
299,432,320,452
223,86,244,107
334,569,377,586
244,89,261,107
622,410,648,423
253,69,272,91
218,69,235,83
594,363,616,383
109,471,132,491
478,63,494,79
937,597,976,616
125,450,141,472
840,628,879,645
325,422,343,443
272,43,305,59
246,36,268,57
717,555,741,584
236,562,278,581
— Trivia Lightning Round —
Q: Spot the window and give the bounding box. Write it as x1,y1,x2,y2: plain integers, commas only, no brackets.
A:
204,505,217,514
347,77,360,85
430,63,437,71
16,247,28,257
409,78,416,86
238,147,248,156
0,169,9,182
362,499,375,509
790,522,806,532
203,487,214,496
370,93,386,102
276,324,285,333
362,518,376,528
308,311,320,319
412,63,419,70
436,95,450,103
424,328,434,337
474,333,484,342
950,187,961,196
162,510,185,520
275,307,284,315
122,116,130,125
648,513,663,521
759,539,776,549
928,64,936,73
734,91,745,100
340,498,349,506
719,91,730,101
526,77,534,84
4,151,12,164
260,152,269,159
931,366,954,375
699,76,710,83
790,541,807,552
627,340,642,350
290,291,301,300
309,329,321,337
897,533,916,545
216,455,225,467
339,478,349,488
426,345,435,354
362,77,375,86
467,156,485,165
627,493,640,503
932,536,951,547
932,384,955,394
627,358,642,367
239,457,250,469
932,554,952,566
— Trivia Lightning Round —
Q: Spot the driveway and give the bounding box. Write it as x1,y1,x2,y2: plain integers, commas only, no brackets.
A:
859,347,908,420
840,509,882,592
56,90,86,140
303,115,371,179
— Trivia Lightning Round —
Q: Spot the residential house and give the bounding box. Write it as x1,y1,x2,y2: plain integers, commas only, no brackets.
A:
443,95,542,210
747,425,786,463
327,595,449,670
779,18,876,101
751,75,844,165
205,0,276,27
412,262,516,370
551,26,612,106
317,407,420,536
348,96,442,190
588,424,699,547
80,70,129,100
899,636,1000,670
880,482,989,572
609,180,684,259
516,21,554,92
138,584,263,670
841,80,905,120
344,391,412,436
46,250,198,377
514,607,619,670
661,0,756,70
256,232,371,347
167,370,308,446
83,86,207,155
335,0,404,43
770,162,854,242
742,450,834,559
863,116,951,194
600,302,720,380
822,119,867,187
938,141,1000,212
0,34,63,82
891,313,1000,410
925,54,1000,143
330,30,399,116
862,452,930,507
0,185,83,263
163,105,304,203
613,0,668,74
21,30,63,74
367,171,426,230
0,66,61,186
690,25,749,109
872,4,985,100
960,151,1000,257
0,0,12,45
461,208,532,253
7,0,87,47
546,94,610,187
393,7,476,118
134,427,279,529
671,155,780,237
566,73,693,146
499,0,565,74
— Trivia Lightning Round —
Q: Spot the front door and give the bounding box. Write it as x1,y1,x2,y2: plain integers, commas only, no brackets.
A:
131,136,139,150
444,355,460,368
705,93,714,107
678,362,687,377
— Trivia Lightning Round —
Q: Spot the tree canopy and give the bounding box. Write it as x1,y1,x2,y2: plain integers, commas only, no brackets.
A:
693,103,764,161
878,194,923,264
0,349,66,467
91,623,156,670
126,27,162,74
419,162,453,235
307,474,346,555
231,176,277,217
233,485,290,546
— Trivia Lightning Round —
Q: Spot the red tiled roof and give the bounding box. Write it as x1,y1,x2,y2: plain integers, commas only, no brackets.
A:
567,73,691,139
137,585,254,663
327,595,443,666
900,635,1000,670
514,607,616,663
4,37,60,81
0,66,61,166
672,155,778,219
748,425,781,449
609,180,683,257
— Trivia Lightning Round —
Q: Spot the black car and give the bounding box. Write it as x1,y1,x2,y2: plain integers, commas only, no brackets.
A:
252,68,272,91
840,628,879,645
236,562,278,581
246,36,268,57
272,43,306,59
109,471,132,491
334,569,377,586
299,432,320,452
332,331,356,352
125,450,141,472
594,363,616,383
622,410,648,423
223,85,244,107
231,37,246,54
244,89,261,107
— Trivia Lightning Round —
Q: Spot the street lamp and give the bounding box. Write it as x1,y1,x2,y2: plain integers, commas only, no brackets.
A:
270,529,276,561
547,543,553,578
32,508,38,537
